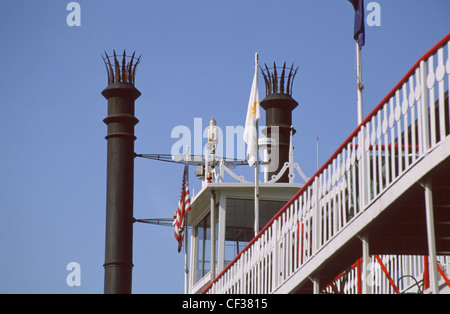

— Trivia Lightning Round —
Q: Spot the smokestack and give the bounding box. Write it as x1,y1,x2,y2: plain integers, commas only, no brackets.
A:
260,62,298,183
101,50,141,294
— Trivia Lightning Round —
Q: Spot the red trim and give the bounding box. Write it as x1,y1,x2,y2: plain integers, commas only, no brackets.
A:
201,32,450,294
357,258,362,295
330,282,340,294
321,259,361,294
423,257,450,290
374,255,400,294
423,256,430,290
297,221,301,267
437,263,450,288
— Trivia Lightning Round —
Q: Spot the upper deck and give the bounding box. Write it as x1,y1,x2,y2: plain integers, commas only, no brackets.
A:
202,33,450,294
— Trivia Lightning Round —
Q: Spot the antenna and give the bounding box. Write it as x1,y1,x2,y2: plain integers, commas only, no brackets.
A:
316,109,319,171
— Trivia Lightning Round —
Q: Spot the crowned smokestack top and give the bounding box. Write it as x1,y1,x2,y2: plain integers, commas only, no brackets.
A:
260,62,299,183
261,62,298,98
102,50,142,86
102,50,141,294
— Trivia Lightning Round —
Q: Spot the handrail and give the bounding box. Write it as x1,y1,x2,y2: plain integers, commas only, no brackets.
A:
202,32,450,294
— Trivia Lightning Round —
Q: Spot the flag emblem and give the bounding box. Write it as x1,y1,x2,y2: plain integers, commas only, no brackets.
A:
243,68,260,167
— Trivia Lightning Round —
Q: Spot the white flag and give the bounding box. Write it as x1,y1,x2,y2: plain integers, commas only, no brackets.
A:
243,68,260,167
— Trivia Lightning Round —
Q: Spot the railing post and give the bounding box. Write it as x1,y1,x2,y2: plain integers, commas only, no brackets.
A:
272,219,279,290
358,126,369,210
241,252,246,293
420,60,430,154
313,177,321,253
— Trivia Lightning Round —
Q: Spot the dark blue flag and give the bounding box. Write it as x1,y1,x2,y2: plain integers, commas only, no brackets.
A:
348,0,365,48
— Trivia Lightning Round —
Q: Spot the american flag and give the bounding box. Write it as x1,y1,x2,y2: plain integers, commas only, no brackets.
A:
174,161,191,252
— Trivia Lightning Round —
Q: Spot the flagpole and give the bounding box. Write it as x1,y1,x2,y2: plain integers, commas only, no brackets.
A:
184,146,189,294
356,42,363,125
254,52,260,237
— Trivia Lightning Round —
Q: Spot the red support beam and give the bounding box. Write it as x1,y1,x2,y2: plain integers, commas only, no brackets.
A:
374,255,400,294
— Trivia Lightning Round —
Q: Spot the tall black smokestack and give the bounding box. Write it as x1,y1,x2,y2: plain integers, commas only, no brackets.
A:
101,50,141,294
260,62,298,183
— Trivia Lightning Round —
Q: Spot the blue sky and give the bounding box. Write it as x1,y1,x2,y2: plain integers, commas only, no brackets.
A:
0,1,449,294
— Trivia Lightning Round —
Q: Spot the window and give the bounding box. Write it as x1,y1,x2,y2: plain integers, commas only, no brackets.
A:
224,198,286,266
194,207,218,283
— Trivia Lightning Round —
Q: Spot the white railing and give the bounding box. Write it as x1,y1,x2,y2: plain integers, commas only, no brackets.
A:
321,255,450,294
203,33,450,294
